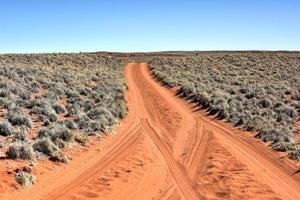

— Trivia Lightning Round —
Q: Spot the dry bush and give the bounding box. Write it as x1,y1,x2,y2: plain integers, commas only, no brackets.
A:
0,121,15,136
33,137,59,156
6,142,35,160
15,171,37,187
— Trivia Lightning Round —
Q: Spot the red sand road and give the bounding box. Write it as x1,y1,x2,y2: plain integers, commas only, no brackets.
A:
2,63,300,200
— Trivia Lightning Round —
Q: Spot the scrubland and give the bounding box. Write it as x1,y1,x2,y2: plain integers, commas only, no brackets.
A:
150,53,300,160
0,53,127,166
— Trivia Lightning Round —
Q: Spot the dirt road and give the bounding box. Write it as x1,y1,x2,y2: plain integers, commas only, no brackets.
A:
5,63,300,200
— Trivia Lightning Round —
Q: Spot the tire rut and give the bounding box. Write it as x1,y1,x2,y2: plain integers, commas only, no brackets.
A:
43,123,142,200
141,118,203,200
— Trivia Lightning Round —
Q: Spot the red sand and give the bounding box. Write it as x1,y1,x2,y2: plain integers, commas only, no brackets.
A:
1,63,299,200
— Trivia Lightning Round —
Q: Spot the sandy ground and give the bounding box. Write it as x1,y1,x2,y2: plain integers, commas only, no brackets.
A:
1,62,300,200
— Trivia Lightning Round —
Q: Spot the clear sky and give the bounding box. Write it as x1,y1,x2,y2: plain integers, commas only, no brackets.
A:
0,0,299,53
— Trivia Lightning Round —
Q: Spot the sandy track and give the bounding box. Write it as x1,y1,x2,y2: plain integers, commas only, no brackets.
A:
4,62,300,200
195,113,300,199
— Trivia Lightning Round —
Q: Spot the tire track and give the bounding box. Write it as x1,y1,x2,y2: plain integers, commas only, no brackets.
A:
196,114,300,200
129,63,204,199
185,123,212,179
43,123,142,200
140,118,204,200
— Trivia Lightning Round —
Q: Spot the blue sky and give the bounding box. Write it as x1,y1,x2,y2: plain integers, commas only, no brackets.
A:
0,0,299,53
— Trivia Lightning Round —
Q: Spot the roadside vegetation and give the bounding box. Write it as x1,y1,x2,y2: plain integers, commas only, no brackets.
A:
150,53,300,160
0,53,127,167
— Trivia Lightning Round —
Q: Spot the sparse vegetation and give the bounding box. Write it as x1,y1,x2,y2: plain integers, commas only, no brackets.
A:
0,53,127,162
150,53,300,160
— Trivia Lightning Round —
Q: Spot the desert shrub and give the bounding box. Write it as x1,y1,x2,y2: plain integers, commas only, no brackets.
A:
243,115,262,131
52,103,66,114
13,130,27,141
245,91,255,99
30,105,44,114
275,105,297,118
0,89,10,98
74,113,90,129
38,127,52,138
53,138,66,149
255,123,293,143
257,98,272,108
216,108,229,119
18,90,31,100
31,101,58,122
239,87,249,94
74,132,88,145
271,142,298,152
27,82,39,93
63,119,77,129
274,101,285,108
41,119,51,126
66,103,82,116
38,125,74,143
178,84,196,98
49,151,68,163
288,148,300,161
88,120,104,133
0,97,13,108
33,137,68,163
51,125,74,142
15,172,37,187
48,112,58,122
6,142,35,160
115,101,128,118
66,90,80,98
0,121,15,136
43,91,60,101
33,138,59,156
195,92,211,108
87,106,108,120
7,113,33,128
77,86,89,96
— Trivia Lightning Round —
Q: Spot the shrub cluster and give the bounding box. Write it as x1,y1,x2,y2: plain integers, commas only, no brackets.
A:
6,142,35,160
15,171,37,187
150,53,300,160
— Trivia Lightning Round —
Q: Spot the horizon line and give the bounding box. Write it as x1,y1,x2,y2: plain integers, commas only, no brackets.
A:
1,49,300,55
